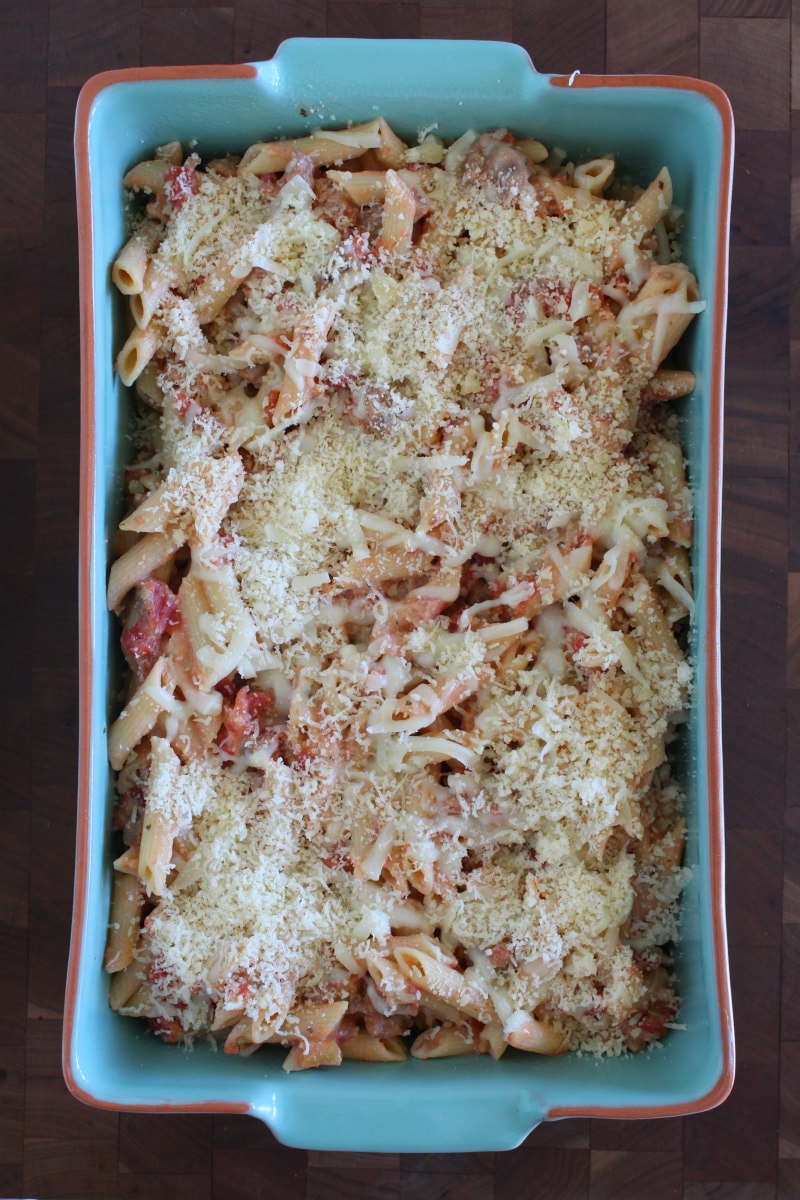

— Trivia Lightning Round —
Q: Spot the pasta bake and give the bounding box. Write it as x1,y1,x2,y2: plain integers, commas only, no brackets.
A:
105,118,701,1069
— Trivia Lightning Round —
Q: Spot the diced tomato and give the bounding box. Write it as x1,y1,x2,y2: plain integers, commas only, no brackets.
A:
217,685,275,757
609,271,632,297
638,381,671,408
533,277,573,318
291,742,314,772
492,571,539,619
636,1011,670,1041
622,963,679,1050
461,849,482,874
263,388,281,422
228,970,255,1002
338,231,372,266
148,1016,183,1043
121,578,179,679
270,727,291,764
259,173,280,198
322,844,354,873
507,277,573,324
627,996,676,1046
584,282,617,318
282,152,316,189
486,942,512,970
574,335,596,366
567,630,589,656
163,163,198,210
214,673,240,702
456,558,498,608
447,600,468,631
147,162,200,222
173,390,194,417
148,958,171,986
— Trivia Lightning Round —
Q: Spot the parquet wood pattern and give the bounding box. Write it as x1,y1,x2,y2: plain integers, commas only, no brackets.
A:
0,1,793,1194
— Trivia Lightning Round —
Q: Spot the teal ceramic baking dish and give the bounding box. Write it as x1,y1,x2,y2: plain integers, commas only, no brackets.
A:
68,38,734,1152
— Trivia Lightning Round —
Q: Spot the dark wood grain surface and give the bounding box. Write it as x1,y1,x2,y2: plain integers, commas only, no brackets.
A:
0,1,792,1195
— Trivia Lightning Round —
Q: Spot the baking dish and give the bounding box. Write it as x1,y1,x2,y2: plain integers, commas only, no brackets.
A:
67,37,734,1152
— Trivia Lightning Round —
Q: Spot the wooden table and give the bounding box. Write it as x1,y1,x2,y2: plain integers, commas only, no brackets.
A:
0,1,792,1195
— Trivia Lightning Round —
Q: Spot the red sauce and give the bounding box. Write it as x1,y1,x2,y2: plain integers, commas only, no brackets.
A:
217,685,275,757
162,163,199,210
121,578,179,678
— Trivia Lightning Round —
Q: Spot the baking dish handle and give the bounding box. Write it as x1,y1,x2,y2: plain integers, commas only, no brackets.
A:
250,1084,545,1153
250,37,540,109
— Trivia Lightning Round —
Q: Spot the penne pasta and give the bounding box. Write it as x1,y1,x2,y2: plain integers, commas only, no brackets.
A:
107,657,172,771
108,962,146,1011
273,297,341,424
376,170,417,254
190,259,247,325
116,323,159,386
283,1040,343,1071
137,738,180,896
327,168,423,207
124,157,171,194
238,118,402,176
112,221,161,294
290,1001,349,1042
178,564,255,690
410,1023,481,1059
341,1031,407,1062
622,167,673,244
104,873,145,972
106,531,179,613
574,156,615,195
504,1010,569,1056
130,258,174,328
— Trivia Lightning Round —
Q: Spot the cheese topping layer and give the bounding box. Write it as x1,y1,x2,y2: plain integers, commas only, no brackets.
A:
106,124,699,1066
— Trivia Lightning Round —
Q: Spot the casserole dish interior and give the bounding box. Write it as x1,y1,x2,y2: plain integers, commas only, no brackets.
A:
69,37,734,1152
